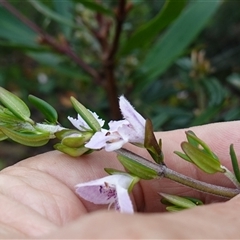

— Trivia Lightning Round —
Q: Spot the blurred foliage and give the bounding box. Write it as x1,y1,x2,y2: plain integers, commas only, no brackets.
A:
0,0,240,164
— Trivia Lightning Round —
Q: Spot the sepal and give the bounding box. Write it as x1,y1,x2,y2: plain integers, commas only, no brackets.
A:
62,132,92,148
70,97,101,132
144,119,164,164
54,143,90,157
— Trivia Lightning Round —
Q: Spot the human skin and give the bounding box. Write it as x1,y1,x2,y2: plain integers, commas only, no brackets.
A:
0,121,240,238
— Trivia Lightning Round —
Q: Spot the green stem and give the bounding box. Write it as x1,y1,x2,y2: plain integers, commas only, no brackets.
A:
116,148,239,199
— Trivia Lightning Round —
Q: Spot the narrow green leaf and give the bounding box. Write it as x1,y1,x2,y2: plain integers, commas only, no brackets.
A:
181,142,224,174
184,196,204,206
186,130,199,147
230,144,240,183
0,87,34,124
160,193,197,209
28,94,58,123
52,0,74,37
202,78,226,107
134,0,222,91
0,127,49,147
174,150,192,163
190,104,223,126
70,97,101,132
185,131,219,160
28,0,80,30
0,7,37,47
117,154,158,180
166,206,185,212
121,0,187,55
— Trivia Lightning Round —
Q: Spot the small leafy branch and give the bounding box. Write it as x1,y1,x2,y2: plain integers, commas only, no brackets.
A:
0,87,240,212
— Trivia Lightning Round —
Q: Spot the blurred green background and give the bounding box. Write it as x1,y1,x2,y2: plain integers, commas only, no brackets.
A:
0,0,240,167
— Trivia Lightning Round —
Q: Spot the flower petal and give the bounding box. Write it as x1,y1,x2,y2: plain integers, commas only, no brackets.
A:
68,114,90,131
119,96,146,145
68,110,104,131
108,120,129,131
84,131,108,149
115,185,134,213
119,96,145,128
85,129,128,151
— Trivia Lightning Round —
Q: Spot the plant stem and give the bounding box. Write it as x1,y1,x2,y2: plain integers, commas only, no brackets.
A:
103,0,127,120
116,148,240,199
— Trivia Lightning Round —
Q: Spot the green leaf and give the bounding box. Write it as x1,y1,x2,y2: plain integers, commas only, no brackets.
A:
0,7,37,47
0,127,49,147
185,131,219,160
160,193,197,209
70,97,101,132
28,0,80,30
0,39,44,50
117,154,158,180
181,142,224,174
166,206,185,212
75,0,113,16
27,52,63,66
134,0,222,91
120,0,187,55
28,94,58,123
174,150,192,162
190,104,223,126
201,78,226,107
186,130,199,147
184,196,204,206
230,144,240,183
52,0,74,37
0,87,34,124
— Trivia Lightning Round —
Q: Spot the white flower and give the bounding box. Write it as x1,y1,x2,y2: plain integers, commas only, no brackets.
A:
85,96,146,151
75,174,135,213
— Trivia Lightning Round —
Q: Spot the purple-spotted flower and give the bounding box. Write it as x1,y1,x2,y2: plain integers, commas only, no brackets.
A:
85,96,146,151
75,174,139,213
